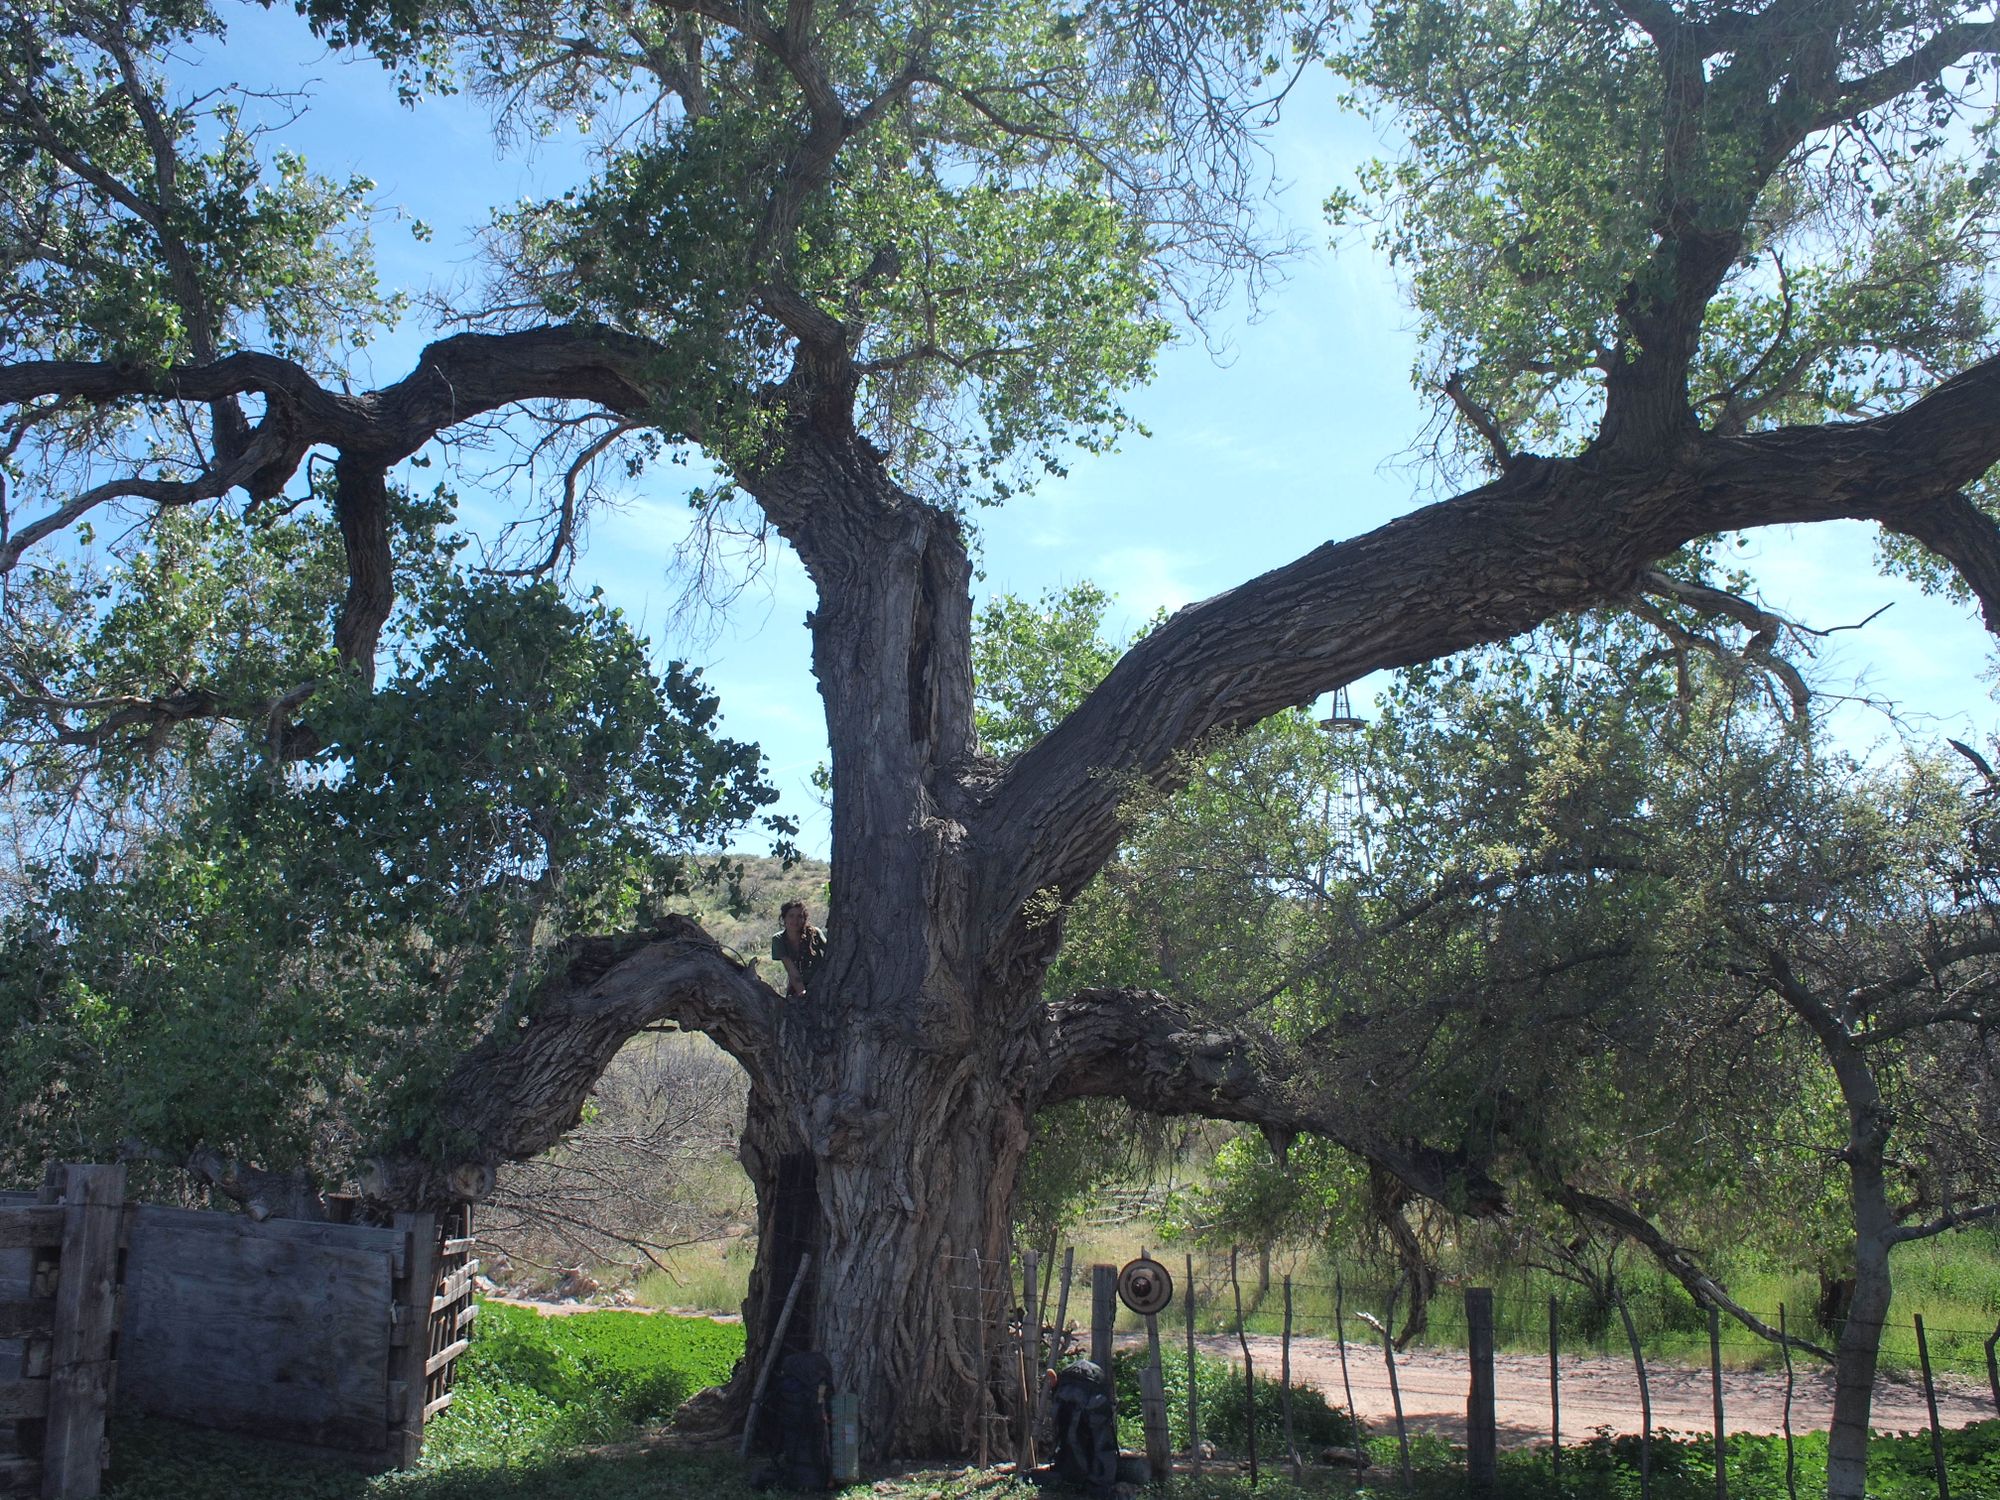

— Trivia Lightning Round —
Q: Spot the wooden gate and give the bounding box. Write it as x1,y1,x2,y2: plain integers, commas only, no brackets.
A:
414,1205,478,1454
1,1164,126,1499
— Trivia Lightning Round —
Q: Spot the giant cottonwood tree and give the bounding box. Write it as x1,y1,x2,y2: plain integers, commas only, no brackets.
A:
9,0,2000,1460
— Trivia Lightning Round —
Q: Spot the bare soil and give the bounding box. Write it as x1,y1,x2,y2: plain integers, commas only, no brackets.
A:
1193,1332,1996,1449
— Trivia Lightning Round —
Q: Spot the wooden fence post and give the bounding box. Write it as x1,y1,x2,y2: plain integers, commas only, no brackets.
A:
1229,1248,1257,1485
972,1251,989,1468
1141,1311,1170,1483
389,1211,440,1469
1914,1313,1950,1500
1709,1306,1727,1500
1465,1287,1496,1497
1034,1248,1073,1442
1614,1290,1652,1500
1334,1270,1364,1474
1548,1294,1562,1483
1985,1319,1999,1420
1184,1253,1201,1474
1281,1275,1300,1479
1779,1304,1798,1500
1016,1249,1038,1474
42,1162,124,1500
1090,1264,1118,1399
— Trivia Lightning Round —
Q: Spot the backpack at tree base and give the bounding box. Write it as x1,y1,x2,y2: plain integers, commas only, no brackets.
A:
1048,1358,1119,1492
768,1349,834,1490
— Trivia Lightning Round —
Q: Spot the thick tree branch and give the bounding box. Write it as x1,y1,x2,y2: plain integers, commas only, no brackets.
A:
0,325,665,466
974,350,2000,933
1037,986,1507,1216
363,915,777,1209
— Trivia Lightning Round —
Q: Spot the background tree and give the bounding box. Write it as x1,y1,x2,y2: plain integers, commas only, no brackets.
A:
12,0,2000,1459
1128,606,2000,1498
0,508,781,1211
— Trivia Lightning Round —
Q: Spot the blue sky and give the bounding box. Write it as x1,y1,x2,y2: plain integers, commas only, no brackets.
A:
187,7,2000,857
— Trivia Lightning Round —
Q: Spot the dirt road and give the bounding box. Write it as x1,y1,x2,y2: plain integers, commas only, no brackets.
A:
1182,1334,1995,1448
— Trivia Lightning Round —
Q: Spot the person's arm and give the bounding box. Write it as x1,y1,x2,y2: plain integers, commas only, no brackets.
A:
781,954,806,995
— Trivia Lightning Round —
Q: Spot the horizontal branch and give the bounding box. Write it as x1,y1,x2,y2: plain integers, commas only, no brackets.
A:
0,323,668,488
1888,1199,2000,1246
1038,985,1507,1216
362,915,776,1209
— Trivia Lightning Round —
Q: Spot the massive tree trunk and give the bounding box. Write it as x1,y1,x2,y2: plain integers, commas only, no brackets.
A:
715,401,1052,1454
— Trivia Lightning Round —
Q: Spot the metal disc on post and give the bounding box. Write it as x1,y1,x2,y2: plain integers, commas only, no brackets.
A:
1117,1257,1173,1316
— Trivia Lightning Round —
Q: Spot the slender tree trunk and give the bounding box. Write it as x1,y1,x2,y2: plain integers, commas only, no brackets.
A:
1825,1119,1895,1500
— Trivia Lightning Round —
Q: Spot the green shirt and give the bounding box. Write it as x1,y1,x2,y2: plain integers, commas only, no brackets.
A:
770,926,826,990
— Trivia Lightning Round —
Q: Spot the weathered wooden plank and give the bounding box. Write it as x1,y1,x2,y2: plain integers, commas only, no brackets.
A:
454,1302,478,1332
126,1204,408,1279
390,1212,439,1469
0,1454,42,1492
0,1301,53,1339
43,1162,124,1500
423,1339,469,1378
0,1245,33,1300
0,1379,49,1418
0,1212,63,1252
430,1261,478,1313
421,1391,454,1422
118,1209,395,1456
441,1238,476,1256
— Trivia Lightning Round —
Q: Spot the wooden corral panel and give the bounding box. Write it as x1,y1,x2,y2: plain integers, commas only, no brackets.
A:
117,1206,398,1455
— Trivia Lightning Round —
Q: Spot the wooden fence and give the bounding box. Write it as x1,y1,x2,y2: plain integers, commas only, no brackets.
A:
3,1168,479,1495
0,1165,126,1500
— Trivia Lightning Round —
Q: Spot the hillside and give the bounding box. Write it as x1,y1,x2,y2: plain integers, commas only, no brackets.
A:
678,854,831,974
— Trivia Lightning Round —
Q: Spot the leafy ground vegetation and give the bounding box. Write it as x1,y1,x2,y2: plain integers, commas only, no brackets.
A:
94,1306,2000,1500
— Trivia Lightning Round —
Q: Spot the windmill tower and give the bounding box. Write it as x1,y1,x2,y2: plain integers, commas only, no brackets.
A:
1318,685,1373,877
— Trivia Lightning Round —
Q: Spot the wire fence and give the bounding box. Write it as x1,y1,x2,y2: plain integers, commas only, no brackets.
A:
938,1242,2000,1495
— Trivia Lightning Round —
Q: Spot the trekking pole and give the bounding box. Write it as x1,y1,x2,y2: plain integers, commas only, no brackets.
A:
740,1253,815,1460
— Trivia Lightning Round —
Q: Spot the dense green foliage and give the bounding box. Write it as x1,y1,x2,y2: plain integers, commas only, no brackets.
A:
0,499,785,1188
1111,1346,1359,1456
423,1302,744,1466
1334,0,2000,471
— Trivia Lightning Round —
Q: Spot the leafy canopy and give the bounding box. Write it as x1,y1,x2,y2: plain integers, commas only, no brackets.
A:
1335,1,2000,468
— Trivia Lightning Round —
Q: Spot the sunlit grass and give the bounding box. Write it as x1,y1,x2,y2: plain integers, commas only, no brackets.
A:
632,1235,754,1316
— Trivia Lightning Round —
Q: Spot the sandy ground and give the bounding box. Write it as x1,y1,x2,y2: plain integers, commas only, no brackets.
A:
1180,1332,1997,1449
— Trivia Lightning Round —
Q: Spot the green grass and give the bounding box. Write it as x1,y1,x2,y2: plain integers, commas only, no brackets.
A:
422,1302,744,1466
1111,1346,1360,1455
632,1236,754,1315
